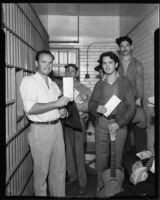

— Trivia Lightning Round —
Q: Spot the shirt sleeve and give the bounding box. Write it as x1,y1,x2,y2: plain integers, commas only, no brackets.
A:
20,77,38,113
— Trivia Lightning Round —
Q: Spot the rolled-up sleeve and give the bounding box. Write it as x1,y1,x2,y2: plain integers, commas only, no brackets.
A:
20,77,38,113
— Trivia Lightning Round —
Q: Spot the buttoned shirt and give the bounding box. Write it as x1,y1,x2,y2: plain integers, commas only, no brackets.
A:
20,72,61,122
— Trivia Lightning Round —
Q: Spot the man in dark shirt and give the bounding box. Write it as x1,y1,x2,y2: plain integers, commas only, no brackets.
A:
116,36,147,153
89,51,136,196
64,64,92,195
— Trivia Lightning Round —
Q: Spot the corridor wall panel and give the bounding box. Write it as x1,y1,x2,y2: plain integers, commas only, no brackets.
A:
128,6,159,152
2,3,49,196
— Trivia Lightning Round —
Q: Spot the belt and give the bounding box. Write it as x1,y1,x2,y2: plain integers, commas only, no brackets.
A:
106,114,116,120
29,119,59,125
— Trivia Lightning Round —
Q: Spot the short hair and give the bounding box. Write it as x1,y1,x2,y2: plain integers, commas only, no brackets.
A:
35,50,55,61
116,36,132,46
64,64,78,72
98,51,120,68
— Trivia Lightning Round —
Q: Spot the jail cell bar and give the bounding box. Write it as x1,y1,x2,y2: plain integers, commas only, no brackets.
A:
3,3,49,196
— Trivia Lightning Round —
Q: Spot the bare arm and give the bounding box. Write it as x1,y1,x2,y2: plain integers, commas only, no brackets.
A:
28,96,70,115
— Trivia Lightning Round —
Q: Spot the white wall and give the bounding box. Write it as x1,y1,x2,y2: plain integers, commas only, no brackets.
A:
47,15,120,45
39,15,48,31
126,6,159,152
120,4,158,36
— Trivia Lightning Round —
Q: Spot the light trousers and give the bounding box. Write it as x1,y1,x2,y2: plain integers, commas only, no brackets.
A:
28,121,66,196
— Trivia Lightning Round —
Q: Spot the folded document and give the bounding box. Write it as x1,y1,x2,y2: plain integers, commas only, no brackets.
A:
104,95,121,117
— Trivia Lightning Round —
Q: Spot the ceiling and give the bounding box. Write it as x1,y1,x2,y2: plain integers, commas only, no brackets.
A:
31,3,157,17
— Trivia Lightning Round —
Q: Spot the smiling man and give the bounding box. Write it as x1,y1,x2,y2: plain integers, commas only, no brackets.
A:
116,36,147,153
20,50,70,196
89,51,136,196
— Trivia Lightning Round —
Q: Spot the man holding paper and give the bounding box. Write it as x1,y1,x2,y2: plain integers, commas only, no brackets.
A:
64,64,91,194
20,50,70,196
89,51,136,195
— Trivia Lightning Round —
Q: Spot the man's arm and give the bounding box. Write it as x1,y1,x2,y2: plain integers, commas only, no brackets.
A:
115,80,136,128
20,77,70,116
28,96,70,115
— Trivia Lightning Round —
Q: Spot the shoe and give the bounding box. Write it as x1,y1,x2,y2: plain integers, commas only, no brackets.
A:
79,186,86,194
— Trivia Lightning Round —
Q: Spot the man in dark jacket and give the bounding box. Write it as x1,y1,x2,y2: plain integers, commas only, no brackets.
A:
64,64,92,195
89,51,136,195
116,36,147,153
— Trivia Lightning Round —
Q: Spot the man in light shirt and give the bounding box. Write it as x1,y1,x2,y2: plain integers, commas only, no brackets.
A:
20,50,70,196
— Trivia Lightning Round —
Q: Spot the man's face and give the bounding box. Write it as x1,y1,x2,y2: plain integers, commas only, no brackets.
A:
119,40,132,56
65,66,77,78
102,56,118,75
36,53,54,76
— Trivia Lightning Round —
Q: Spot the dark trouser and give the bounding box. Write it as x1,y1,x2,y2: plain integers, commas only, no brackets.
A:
134,125,147,152
95,116,127,194
125,107,147,153
64,118,87,187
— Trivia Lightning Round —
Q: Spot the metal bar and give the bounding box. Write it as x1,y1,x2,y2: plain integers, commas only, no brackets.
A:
2,24,37,53
19,170,33,196
5,99,16,106
49,40,79,43
6,149,30,186
17,3,48,47
5,64,35,74
6,122,30,146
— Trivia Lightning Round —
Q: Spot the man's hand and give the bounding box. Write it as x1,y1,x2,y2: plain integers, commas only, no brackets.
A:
59,108,68,119
58,96,70,107
108,122,119,133
97,105,107,114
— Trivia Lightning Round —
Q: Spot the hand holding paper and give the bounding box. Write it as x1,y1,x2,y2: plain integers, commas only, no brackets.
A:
97,105,107,114
104,95,121,117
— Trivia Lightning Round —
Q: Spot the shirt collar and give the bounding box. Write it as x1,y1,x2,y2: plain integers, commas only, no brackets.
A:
34,72,52,87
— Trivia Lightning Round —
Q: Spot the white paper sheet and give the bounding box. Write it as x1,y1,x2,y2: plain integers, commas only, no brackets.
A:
104,95,121,117
63,77,73,101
